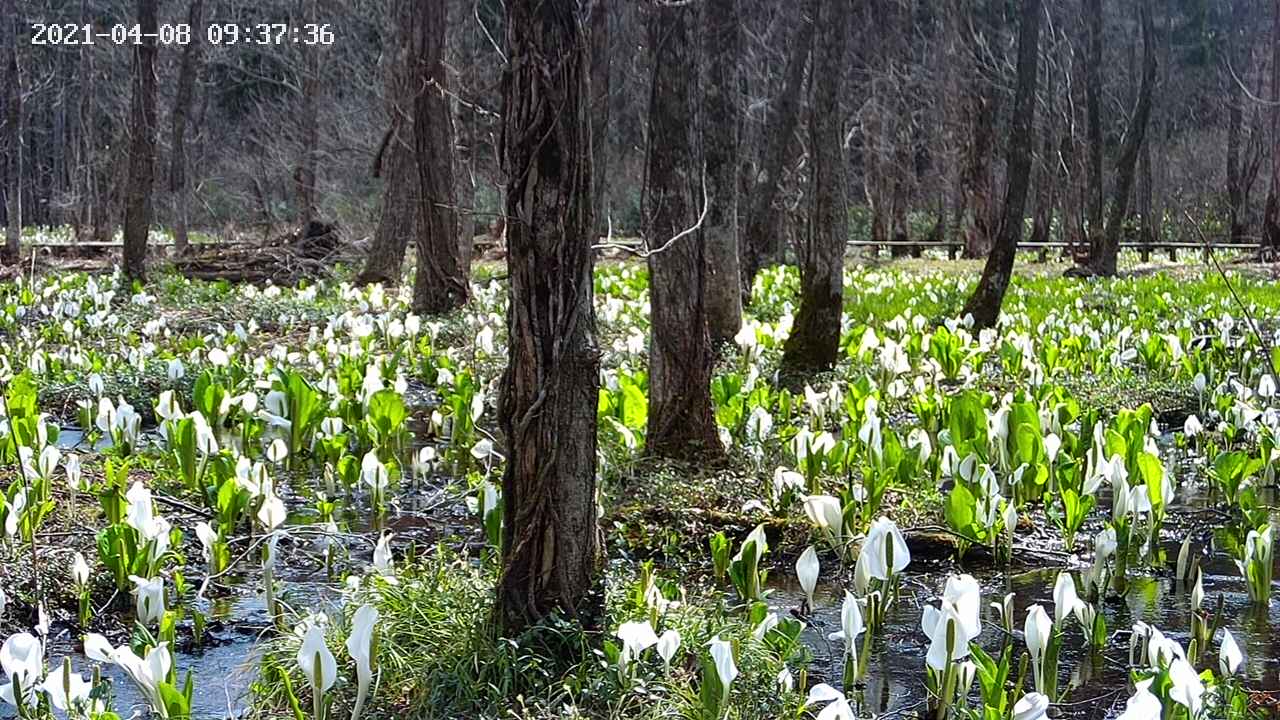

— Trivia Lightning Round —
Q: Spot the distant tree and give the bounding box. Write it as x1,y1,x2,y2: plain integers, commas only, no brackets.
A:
962,0,1042,328
356,0,421,286
1089,0,1155,276
740,7,813,296
169,0,205,257
294,0,322,232
959,0,1001,259
644,0,722,460
2,0,22,263
1265,0,1280,249
589,0,610,238
702,0,744,347
779,0,846,375
122,0,158,284
1085,0,1104,242
497,0,600,634
411,0,467,314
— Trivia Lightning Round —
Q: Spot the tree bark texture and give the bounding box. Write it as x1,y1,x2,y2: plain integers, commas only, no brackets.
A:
411,0,467,314
122,0,158,284
497,0,601,635
702,0,744,347
644,0,722,461
780,0,847,375
962,0,1041,328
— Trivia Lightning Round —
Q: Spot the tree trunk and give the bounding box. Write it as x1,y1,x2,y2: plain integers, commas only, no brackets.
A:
1227,91,1246,244
589,0,610,238
3,0,22,263
644,0,722,461
702,0,744,347
960,0,1000,259
411,0,466,314
741,7,814,297
1092,0,1156,276
1085,0,1104,246
357,0,419,286
496,0,601,635
780,0,846,375
962,0,1041,328
295,2,321,231
122,0,159,284
1264,0,1280,250
170,0,204,258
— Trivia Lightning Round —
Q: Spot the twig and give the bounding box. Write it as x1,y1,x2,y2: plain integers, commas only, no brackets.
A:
592,164,710,258
1182,209,1279,379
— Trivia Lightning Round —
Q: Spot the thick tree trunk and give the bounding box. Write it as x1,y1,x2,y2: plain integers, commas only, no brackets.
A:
411,0,466,314
3,0,22,263
358,0,419,286
497,0,601,635
962,0,1041,328
960,0,1000,259
1085,0,1104,245
741,8,814,297
1264,0,1280,250
702,0,743,347
169,0,204,258
780,0,846,375
644,0,722,461
589,0,610,238
122,0,158,284
1092,0,1156,276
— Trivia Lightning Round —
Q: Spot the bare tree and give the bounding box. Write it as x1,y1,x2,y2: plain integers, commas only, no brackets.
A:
497,0,600,634
963,0,1042,327
411,0,467,314
1088,0,1155,276
1085,0,1103,240
740,6,813,296
780,0,846,375
702,0,743,346
589,0,610,237
2,0,21,263
644,0,722,461
356,0,420,286
169,0,205,257
1265,0,1280,249
122,0,159,284
959,0,1001,259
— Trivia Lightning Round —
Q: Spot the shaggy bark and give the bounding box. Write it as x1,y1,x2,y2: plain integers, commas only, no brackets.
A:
644,0,722,461
497,0,601,634
411,0,466,314
1091,0,1156,276
702,0,743,347
741,8,814,297
962,0,1041,328
122,0,158,284
780,0,847,374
